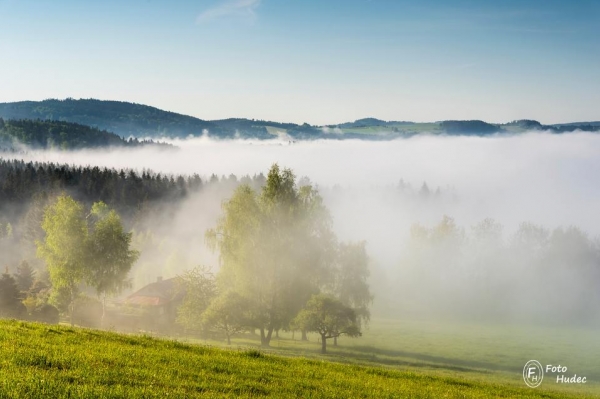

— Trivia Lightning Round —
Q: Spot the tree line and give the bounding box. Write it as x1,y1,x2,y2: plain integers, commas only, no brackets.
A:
0,118,172,150
0,158,269,288
0,158,269,225
0,158,197,219
392,216,600,324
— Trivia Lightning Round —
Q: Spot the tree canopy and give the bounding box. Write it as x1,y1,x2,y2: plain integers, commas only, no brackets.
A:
201,291,250,345
176,267,217,334
86,202,140,325
37,194,137,325
205,164,370,347
292,294,361,354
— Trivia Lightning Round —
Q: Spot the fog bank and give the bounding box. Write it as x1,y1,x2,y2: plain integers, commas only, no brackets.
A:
3,131,600,323
6,131,600,237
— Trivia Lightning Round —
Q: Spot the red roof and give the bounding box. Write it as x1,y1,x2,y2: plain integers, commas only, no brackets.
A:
125,296,166,306
124,278,181,307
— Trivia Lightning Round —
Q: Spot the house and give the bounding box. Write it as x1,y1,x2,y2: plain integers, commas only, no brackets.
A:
120,277,184,332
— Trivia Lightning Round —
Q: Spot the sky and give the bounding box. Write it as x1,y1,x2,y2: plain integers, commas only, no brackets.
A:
0,0,599,125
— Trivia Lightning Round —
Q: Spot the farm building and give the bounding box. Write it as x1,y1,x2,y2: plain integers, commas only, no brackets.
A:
118,277,184,332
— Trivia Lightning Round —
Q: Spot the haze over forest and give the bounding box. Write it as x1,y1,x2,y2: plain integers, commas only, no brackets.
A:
2,107,600,326
1,1,599,396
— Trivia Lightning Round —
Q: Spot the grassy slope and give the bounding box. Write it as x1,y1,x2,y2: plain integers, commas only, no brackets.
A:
186,318,600,398
0,320,595,398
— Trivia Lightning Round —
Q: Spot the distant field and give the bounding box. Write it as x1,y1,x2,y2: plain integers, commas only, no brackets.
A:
264,126,287,136
185,318,600,397
340,123,442,135
1,319,597,398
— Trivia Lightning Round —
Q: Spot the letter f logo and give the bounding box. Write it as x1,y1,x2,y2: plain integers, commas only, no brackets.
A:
523,360,544,388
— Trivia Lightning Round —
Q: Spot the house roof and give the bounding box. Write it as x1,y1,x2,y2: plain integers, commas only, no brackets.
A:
125,296,169,306
124,278,182,307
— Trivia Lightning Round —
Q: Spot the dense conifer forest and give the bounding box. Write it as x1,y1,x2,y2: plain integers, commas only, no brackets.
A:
0,118,172,150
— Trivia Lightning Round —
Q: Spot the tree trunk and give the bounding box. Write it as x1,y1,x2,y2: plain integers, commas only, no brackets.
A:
260,328,272,347
301,329,308,341
333,336,338,346
264,327,273,347
275,329,279,339
321,334,327,354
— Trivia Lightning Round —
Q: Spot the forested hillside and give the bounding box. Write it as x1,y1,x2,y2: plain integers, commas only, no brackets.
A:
0,159,192,218
0,159,267,225
0,99,227,139
0,119,171,150
440,120,501,135
0,158,266,268
0,99,323,139
0,99,598,141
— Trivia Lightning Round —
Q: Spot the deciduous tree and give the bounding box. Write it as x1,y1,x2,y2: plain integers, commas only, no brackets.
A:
37,194,88,326
333,241,373,345
176,266,217,333
207,164,337,347
86,202,140,327
202,291,250,345
292,294,361,354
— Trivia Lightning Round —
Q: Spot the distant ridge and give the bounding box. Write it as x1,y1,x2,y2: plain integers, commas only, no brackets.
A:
553,121,600,127
0,99,225,139
0,99,597,140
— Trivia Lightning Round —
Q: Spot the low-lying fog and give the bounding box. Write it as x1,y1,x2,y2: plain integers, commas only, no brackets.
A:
10,131,600,232
4,131,600,322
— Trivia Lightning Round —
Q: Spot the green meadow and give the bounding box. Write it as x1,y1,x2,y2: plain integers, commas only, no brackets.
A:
264,126,288,136
186,318,600,397
339,123,443,136
1,318,598,398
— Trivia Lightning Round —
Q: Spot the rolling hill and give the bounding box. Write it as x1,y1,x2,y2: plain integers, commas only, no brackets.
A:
0,99,227,139
0,99,598,140
0,119,170,150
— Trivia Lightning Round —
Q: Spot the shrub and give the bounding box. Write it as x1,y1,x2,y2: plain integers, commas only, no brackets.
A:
31,304,60,324
73,297,103,328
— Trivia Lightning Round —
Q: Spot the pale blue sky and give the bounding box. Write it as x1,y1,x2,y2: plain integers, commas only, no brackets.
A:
0,0,598,124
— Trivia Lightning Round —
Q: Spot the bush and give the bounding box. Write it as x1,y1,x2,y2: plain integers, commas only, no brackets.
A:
31,304,59,324
73,297,103,328
0,272,26,320
0,302,27,320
